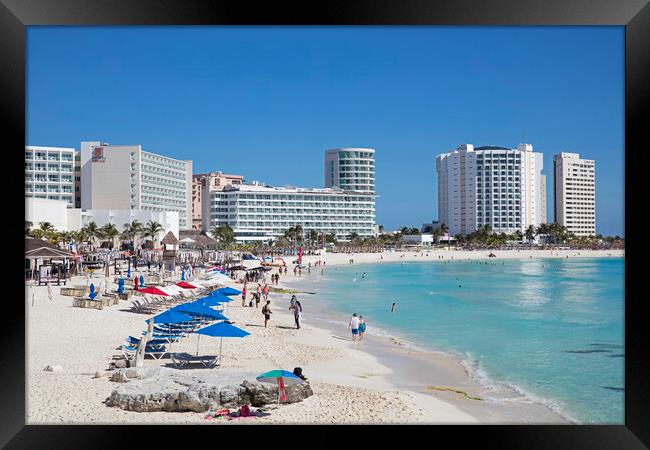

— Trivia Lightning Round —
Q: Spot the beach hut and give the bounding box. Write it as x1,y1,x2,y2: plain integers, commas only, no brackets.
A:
25,238,76,285
161,231,179,273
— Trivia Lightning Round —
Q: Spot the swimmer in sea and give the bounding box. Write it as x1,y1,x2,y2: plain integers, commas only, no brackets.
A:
391,302,396,313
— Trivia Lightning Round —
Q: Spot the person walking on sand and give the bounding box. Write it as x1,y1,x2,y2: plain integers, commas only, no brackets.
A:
256,283,261,301
358,315,367,340
263,284,269,301
241,285,247,307
290,299,303,329
349,313,360,342
262,300,272,327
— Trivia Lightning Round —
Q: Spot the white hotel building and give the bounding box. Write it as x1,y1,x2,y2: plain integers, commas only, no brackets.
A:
25,146,76,208
203,183,376,242
553,152,596,236
80,141,192,230
436,144,546,236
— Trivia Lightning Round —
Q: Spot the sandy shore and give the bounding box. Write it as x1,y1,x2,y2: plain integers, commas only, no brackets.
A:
26,248,621,424
26,275,478,424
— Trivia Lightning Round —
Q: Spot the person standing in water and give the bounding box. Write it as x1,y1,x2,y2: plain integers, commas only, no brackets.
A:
349,313,360,342
358,315,367,340
391,302,397,313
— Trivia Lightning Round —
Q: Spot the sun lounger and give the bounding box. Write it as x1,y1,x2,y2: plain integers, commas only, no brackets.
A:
124,336,168,347
121,343,168,360
171,352,220,368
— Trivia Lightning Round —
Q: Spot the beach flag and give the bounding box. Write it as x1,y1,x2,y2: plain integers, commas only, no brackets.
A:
277,377,287,402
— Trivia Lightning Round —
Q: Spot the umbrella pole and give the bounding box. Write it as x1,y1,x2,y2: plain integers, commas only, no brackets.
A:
196,333,200,356
219,337,223,362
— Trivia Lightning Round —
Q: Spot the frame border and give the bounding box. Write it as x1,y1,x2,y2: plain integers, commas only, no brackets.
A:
2,0,648,448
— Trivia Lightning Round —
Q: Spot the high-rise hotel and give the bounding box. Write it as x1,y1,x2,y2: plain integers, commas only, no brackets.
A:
202,148,376,242
553,152,596,236
80,141,193,229
436,144,546,236
25,146,77,208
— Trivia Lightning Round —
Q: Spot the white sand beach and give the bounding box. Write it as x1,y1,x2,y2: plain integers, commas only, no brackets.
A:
26,248,621,424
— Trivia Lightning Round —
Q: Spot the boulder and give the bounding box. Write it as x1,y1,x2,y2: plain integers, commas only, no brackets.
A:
105,368,313,412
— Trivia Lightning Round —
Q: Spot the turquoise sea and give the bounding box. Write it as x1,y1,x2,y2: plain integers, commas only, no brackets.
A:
308,257,624,424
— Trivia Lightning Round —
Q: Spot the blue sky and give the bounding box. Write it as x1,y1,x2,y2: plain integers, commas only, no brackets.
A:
27,26,624,236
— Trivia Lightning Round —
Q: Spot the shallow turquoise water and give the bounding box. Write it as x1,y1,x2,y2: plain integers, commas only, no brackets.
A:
314,257,624,424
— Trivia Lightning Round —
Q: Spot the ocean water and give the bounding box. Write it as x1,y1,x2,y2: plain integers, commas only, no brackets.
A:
308,257,624,424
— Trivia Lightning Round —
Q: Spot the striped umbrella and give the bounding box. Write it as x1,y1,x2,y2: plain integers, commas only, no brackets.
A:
256,369,304,404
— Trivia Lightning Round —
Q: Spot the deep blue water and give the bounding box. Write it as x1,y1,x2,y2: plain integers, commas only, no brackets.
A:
312,257,624,424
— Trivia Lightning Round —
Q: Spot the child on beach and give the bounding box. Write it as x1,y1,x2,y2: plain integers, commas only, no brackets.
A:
262,301,272,327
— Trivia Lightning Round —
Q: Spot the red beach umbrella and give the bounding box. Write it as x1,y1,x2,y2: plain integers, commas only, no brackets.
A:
176,281,197,289
136,286,169,296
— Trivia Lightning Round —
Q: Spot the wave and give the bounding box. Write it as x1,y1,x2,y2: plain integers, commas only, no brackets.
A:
460,357,580,424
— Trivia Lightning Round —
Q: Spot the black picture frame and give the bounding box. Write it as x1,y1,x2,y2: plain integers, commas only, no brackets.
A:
3,1,647,448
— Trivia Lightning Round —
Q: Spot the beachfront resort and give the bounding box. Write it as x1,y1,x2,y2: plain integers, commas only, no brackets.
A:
25,141,624,424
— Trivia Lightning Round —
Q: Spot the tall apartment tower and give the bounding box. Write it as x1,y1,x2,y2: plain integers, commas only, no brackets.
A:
553,152,596,236
324,148,375,193
80,141,193,229
436,143,546,236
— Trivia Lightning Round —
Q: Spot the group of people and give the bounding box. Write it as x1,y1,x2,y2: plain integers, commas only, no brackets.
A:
348,313,367,342
241,282,270,308
270,273,281,285
258,294,303,329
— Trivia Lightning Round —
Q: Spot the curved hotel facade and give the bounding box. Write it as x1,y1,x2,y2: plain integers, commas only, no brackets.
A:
324,148,375,193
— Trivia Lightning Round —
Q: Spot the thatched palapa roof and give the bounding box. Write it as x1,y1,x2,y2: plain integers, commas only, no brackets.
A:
160,231,179,245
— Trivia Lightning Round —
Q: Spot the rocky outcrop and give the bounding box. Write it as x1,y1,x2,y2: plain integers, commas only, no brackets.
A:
105,368,313,412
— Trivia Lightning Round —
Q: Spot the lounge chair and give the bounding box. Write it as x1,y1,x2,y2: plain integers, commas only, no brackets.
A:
171,352,220,368
121,343,168,360
124,336,168,348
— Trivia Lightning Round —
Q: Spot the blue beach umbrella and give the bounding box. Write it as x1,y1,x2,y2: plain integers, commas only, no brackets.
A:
194,321,250,358
152,310,193,324
172,302,228,321
181,270,185,281
215,287,242,296
117,278,125,294
139,275,144,287
127,266,131,278
89,283,96,300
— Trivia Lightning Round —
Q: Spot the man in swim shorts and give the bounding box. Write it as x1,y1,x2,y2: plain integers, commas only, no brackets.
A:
349,313,360,342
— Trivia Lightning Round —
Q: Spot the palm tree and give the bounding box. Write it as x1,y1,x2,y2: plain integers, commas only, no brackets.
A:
143,221,164,247
348,232,360,244
211,224,235,249
100,223,120,249
308,229,319,248
82,221,101,249
123,219,143,252
39,222,55,233
294,225,304,245
525,225,536,243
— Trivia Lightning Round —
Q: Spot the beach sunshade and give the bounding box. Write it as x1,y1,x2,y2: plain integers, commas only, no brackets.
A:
181,270,185,281
127,266,131,278
136,286,169,296
152,310,193,324
176,281,197,289
256,369,304,404
256,370,304,385
139,275,145,286
89,283,96,300
117,278,125,294
216,287,241,296
194,321,249,360
196,293,233,307
172,302,228,320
